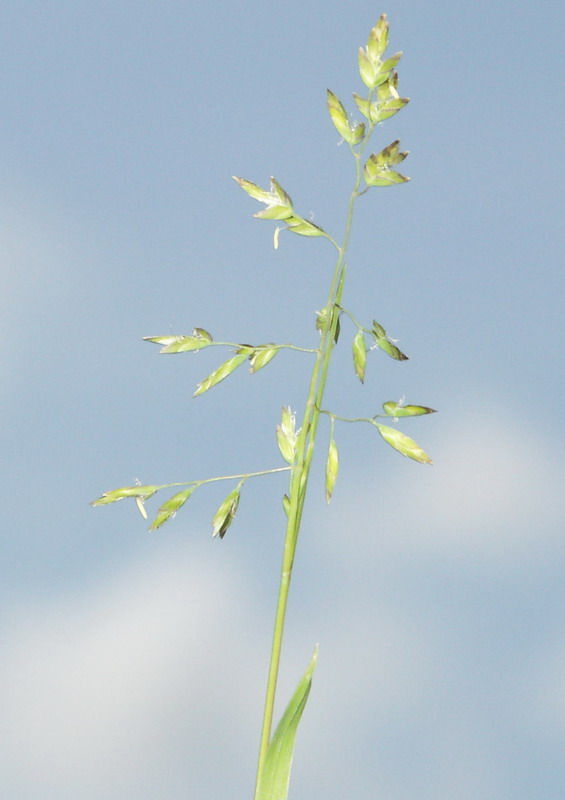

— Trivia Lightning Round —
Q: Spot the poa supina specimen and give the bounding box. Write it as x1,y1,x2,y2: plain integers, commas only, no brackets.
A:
92,15,435,798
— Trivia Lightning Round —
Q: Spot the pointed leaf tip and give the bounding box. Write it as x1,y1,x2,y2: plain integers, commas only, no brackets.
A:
325,438,339,503
375,423,432,464
211,485,242,539
258,647,318,799
91,485,160,507
375,335,409,361
193,352,249,396
327,89,356,143
383,401,437,418
352,329,367,383
284,216,325,237
149,486,197,531
249,345,278,373
232,175,275,204
277,406,298,465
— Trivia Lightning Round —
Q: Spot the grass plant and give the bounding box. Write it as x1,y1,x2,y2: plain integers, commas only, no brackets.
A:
92,14,435,798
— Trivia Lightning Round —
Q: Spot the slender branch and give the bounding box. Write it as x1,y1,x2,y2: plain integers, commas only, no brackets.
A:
197,342,318,354
335,305,365,331
186,466,291,486
318,410,377,424
93,466,292,505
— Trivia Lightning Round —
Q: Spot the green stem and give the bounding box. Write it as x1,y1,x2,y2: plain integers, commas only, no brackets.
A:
144,466,293,493
319,410,385,424
203,342,318,354
253,143,368,798
187,466,291,487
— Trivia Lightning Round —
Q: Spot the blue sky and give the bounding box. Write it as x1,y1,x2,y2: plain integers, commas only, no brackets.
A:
1,1,565,798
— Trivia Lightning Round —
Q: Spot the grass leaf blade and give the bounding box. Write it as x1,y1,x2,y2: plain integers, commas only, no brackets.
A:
257,647,318,800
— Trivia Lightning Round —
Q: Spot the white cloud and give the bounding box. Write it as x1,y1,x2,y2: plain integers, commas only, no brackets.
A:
318,409,564,564
0,543,262,798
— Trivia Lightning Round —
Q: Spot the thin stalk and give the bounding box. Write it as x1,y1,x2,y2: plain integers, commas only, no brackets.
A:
196,342,318,354
253,142,368,798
